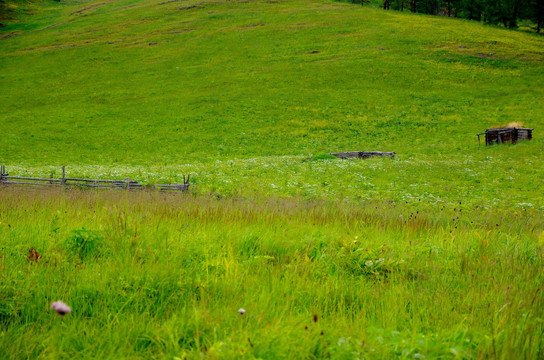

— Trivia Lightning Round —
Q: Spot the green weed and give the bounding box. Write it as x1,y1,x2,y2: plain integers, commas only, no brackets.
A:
63,227,106,260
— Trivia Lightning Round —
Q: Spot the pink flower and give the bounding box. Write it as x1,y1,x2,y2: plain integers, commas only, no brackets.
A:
51,301,71,316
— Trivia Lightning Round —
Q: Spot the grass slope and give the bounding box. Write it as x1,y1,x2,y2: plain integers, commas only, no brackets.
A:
1,0,543,164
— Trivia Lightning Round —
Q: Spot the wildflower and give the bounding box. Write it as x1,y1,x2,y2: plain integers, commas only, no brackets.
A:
238,308,246,316
51,301,71,316
365,260,374,267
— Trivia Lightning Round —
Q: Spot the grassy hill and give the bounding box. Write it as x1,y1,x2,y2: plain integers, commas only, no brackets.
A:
1,0,543,164
2,0,544,208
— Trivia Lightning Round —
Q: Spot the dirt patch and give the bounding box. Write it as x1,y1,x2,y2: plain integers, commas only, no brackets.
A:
160,0,186,4
14,43,85,53
113,3,141,12
473,53,495,58
44,23,63,30
314,56,345,63
70,2,107,16
170,28,194,34
0,32,20,40
243,23,265,28
178,4,202,10
433,42,543,62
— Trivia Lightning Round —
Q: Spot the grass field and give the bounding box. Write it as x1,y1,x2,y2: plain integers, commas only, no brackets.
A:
1,188,543,359
1,0,544,358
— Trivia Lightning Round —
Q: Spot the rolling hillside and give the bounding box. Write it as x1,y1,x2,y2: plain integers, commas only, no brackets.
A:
1,0,543,165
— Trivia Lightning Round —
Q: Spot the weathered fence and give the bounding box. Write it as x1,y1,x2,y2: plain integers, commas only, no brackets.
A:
0,166,189,192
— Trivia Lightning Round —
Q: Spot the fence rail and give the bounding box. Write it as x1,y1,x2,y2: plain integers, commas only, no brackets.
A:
0,166,189,192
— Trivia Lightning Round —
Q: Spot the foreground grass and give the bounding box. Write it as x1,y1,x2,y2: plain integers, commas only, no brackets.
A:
0,188,543,359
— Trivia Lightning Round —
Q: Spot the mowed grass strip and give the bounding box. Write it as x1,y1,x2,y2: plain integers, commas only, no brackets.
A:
0,188,542,359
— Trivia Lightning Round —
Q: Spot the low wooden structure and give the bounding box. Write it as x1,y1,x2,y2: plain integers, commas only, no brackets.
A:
477,127,533,146
0,166,189,192
329,151,395,159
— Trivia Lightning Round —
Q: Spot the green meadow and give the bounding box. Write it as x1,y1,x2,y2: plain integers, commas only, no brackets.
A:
1,189,543,359
1,0,544,358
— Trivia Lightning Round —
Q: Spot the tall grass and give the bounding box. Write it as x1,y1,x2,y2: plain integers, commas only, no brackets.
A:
1,188,542,358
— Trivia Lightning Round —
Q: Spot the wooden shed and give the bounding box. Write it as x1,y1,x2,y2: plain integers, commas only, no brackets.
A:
477,127,533,146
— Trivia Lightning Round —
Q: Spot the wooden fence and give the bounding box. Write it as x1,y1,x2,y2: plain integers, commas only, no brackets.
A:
0,166,189,192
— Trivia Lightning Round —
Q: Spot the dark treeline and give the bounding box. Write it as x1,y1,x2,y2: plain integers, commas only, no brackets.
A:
372,0,544,33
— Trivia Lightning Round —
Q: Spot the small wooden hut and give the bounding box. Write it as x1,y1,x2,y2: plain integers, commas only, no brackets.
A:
477,127,533,146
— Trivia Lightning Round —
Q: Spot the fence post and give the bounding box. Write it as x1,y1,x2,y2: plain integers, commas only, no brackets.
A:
62,165,66,186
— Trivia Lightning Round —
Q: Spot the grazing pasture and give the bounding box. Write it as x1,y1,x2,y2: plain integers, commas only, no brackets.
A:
1,0,544,358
